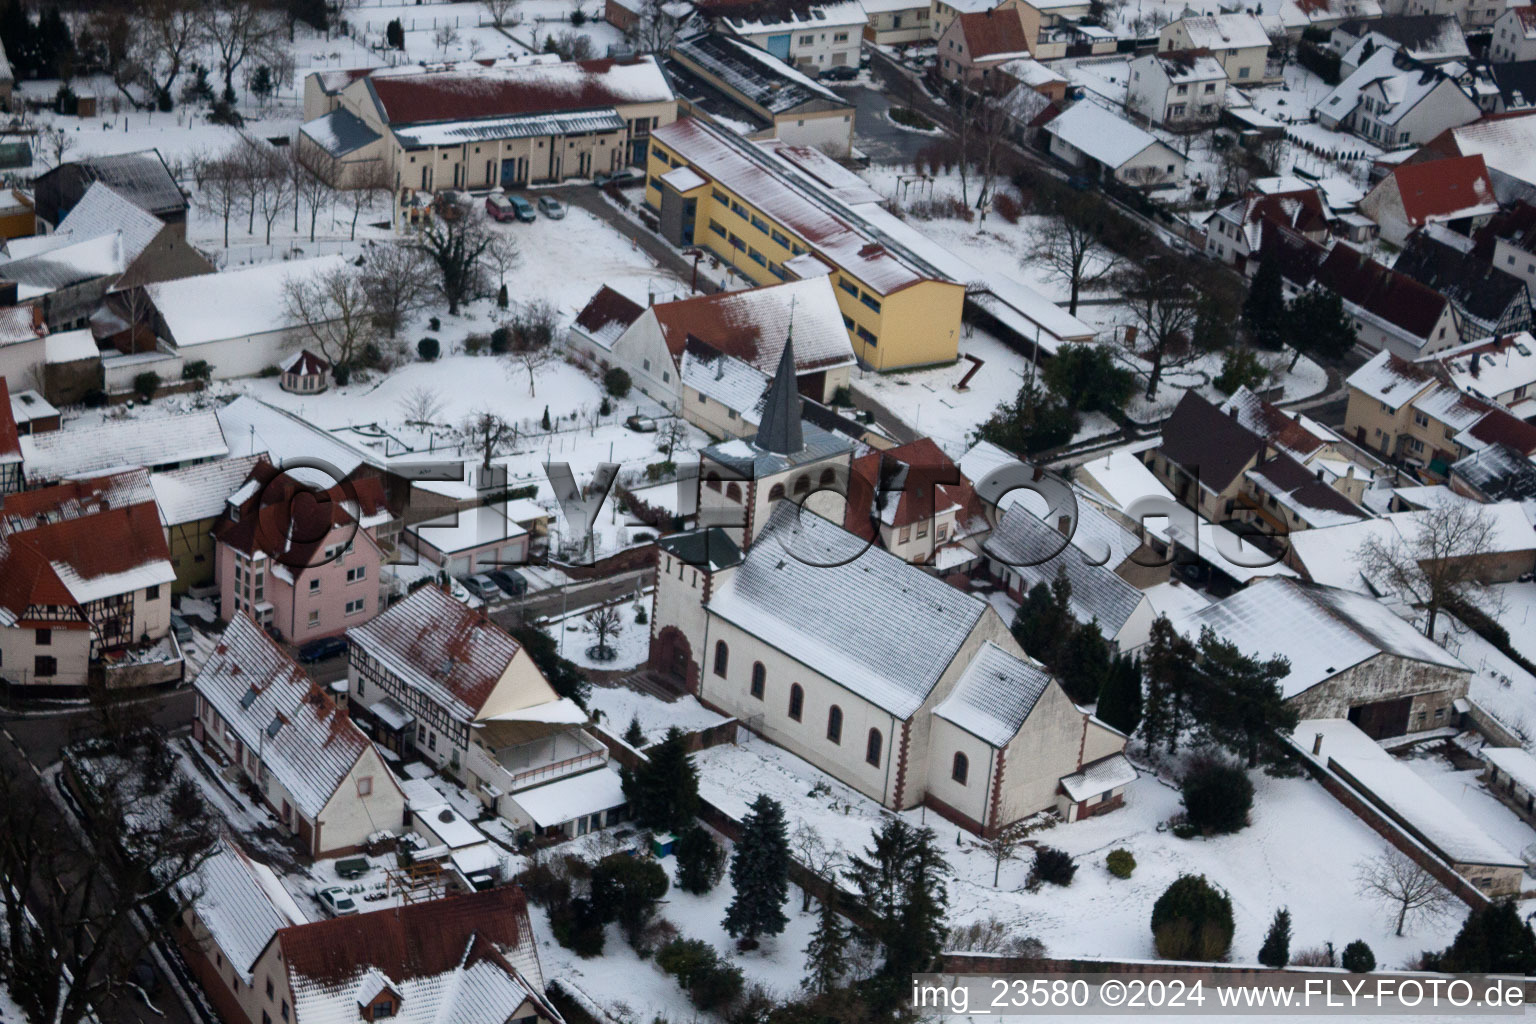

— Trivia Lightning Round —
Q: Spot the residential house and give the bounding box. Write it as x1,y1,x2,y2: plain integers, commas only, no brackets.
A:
1204,182,1330,271
1358,153,1498,245
1175,576,1470,736
1043,101,1189,187
1331,16,1469,73
650,503,1130,835
1142,390,1270,522
842,437,980,566
0,470,175,691
180,870,561,1024
0,378,20,495
31,150,189,236
193,614,407,856
1427,332,1536,419
299,56,678,190
662,32,856,156
1317,242,1462,359
212,462,391,643
996,56,1068,102
1277,0,1383,39
0,300,47,394
1158,14,1276,85
1220,385,1385,507
693,0,867,70
1409,109,1536,203
1393,227,1533,338
1488,60,1536,114
861,0,933,44
569,275,855,423
645,117,969,368
405,498,542,577
936,8,1036,90
1316,45,1480,149
1126,50,1229,129
345,586,621,837
17,408,228,487
150,455,266,593
1395,0,1506,32
1490,6,1536,63
1476,200,1536,296
1480,745,1536,827
1451,442,1536,504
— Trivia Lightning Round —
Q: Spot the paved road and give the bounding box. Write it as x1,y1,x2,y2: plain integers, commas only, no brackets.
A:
490,567,653,632
833,82,935,164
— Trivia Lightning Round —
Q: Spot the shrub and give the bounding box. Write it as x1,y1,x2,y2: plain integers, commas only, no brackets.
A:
657,938,717,986
604,367,632,398
181,359,212,384
550,895,606,957
428,316,441,331
464,333,489,356
1151,875,1234,961
690,960,744,1011
1031,845,1076,887
258,364,281,378
417,337,440,361
1214,346,1270,396
1341,940,1375,973
948,918,1046,957
600,396,612,416
207,99,244,126
513,862,571,907
491,325,513,354
82,389,109,409
993,192,1023,224
635,606,648,624
333,363,351,386
591,853,669,942
1290,945,1335,968
571,7,587,25
1181,760,1254,835
1106,849,1135,879
634,917,680,959
674,824,726,894
132,372,160,403
889,106,935,130
498,283,509,309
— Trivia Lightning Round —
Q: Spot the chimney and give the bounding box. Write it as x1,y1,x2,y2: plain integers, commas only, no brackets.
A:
1056,514,1072,536
1316,467,1324,481
1471,351,1481,377
1346,465,1355,479
1312,731,1323,755
1228,404,1237,418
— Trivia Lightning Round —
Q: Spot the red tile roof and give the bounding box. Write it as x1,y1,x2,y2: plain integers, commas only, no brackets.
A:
368,58,670,126
844,438,976,538
1316,243,1449,340
214,461,387,564
573,285,645,338
1388,154,1496,228
0,501,171,620
0,378,19,461
956,9,1033,60
1463,406,1536,455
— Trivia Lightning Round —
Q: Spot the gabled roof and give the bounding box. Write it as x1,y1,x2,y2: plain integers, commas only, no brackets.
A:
656,527,743,571
574,286,645,349
213,461,389,566
1338,15,1467,63
149,454,267,526
1381,154,1497,228
1321,45,1469,128
1142,48,1227,82
1489,60,1536,113
1217,385,1330,462
1174,576,1466,699
0,468,156,532
1315,242,1450,342
669,32,844,114
0,378,19,464
1420,109,1536,190
1168,12,1273,49
217,396,371,481
1045,101,1171,169
954,9,1033,61
38,150,187,218
346,586,534,722
650,276,855,374
1157,390,1266,494
1451,443,1536,502
1245,453,1368,526
299,107,383,159
845,437,974,537
680,336,770,419
18,408,227,484
182,843,307,984
1346,348,1438,408
147,254,349,347
1394,228,1527,331
706,505,988,719
281,887,556,1024
933,641,1053,747
197,615,388,819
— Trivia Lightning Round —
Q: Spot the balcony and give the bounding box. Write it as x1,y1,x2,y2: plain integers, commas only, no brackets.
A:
468,725,608,803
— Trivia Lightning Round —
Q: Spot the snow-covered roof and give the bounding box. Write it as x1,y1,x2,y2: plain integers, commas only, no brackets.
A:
712,0,867,34
149,454,266,526
651,275,855,375
183,843,307,984
1139,50,1227,82
1437,111,1536,190
1167,13,1273,49
1432,332,1536,409
706,505,988,719
218,395,371,481
1045,101,1171,169
932,640,1053,747
196,615,388,819
148,255,349,347
19,409,228,483
507,766,627,828
54,181,166,259
1301,717,1520,867
0,231,127,295
43,328,99,364
299,107,383,158
7,387,56,432
395,109,629,148
409,502,530,555
1059,752,1138,802
1481,745,1536,794
1279,0,1382,30
1321,46,1466,128
1174,577,1466,700
681,339,770,419
997,57,1068,88
1347,348,1437,408
671,32,844,114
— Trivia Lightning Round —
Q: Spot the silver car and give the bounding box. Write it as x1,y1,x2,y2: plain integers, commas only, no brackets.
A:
463,574,503,602
537,195,567,220
317,886,358,917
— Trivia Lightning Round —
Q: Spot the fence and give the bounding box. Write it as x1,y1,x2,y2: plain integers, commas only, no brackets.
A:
216,238,359,268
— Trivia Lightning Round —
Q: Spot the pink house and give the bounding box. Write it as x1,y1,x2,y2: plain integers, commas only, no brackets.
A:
213,462,393,644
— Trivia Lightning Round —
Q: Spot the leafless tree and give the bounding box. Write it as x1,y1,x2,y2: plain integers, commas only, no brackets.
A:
96,0,202,109
790,822,841,910
337,161,395,241
360,243,434,338
193,147,245,247
657,417,688,458
584,604,624,659
254,146,294,245
198,0,281,102
508,345,553,397
484,233,521,291
398,386,446,425
233,137,270,236
1355,847,1455,936
434,23,462,54
977,816,1037,887
1028,210,1120,317
411,196,497,315
948,918,1046,958
291,147,334,242
482,0,521,26
1357,502,1498,639
1114,256,1204,400
549,30,595,60
968,93,1013,211
282,262,375,377
40,126,75,169
462,410,518,470
630,0,683,53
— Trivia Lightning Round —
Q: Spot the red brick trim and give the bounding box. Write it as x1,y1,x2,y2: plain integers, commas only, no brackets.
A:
892,718,913,807
985,748,1008,835
924,792,987,836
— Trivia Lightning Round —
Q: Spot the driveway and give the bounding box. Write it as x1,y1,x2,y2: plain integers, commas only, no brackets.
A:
832,82,937,165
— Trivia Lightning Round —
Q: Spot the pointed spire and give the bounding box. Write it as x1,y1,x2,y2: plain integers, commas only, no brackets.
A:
754,331,803,456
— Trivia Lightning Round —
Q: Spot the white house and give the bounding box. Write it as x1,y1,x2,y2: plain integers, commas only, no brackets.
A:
1158,14,1276,84
1276,0,1383,39
1044,101,1188,187
1397,0,1505,32
1126,51,1228,129
1333,18,1469,75
1490,6,1536,62
705,0,867,70
143,255,350,380
192,614,408,857
1316,44,1480,148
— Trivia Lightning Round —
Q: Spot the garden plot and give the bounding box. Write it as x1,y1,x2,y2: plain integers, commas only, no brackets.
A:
538,592,656,671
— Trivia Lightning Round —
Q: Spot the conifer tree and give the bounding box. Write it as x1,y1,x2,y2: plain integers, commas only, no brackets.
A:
803,888,848,995
845,817,949,978
723,794,792,945
1141,615,1192,753
619,727,698,832
1059,619,1111,704
1096,654,1143,735
674,824,725,895
1242,251,1286,350
1258,907,1291,967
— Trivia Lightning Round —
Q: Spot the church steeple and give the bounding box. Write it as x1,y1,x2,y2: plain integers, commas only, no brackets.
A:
753,332,803,456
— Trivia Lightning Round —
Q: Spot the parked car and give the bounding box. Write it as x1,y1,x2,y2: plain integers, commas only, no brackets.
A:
595,168,640,187
625,414,658,432
489,193,536,222
335,856,371,880
486,568,528,597
537,195,567,219
169,612,193,644
298,635,348,663
317,886,359,917
463,574,503,602
821,64,858,81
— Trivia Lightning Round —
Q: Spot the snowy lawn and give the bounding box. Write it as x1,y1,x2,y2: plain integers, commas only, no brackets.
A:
586,686,733,744
1438,611,1536,747
692,738,1468,970
1483,581,1536,666
539,592,656,671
